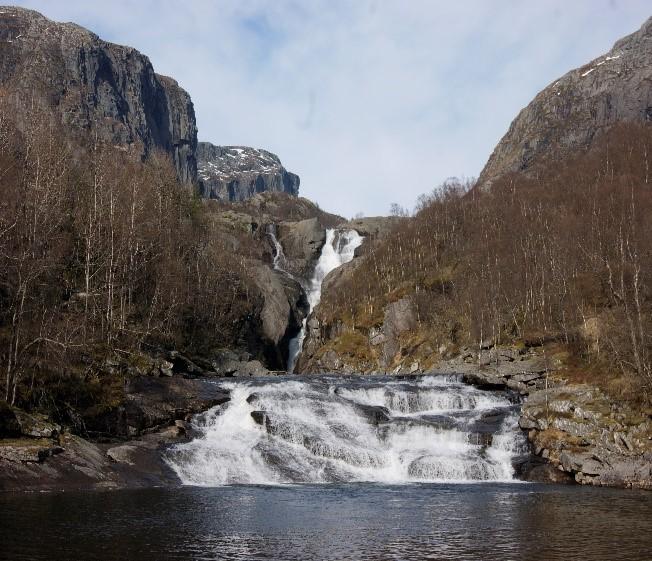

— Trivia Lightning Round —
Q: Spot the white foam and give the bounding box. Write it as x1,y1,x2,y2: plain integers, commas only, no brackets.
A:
287,228,363,372
166,377,527,486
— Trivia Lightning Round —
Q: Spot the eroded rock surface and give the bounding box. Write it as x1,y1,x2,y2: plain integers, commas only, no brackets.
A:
276,217,326,277
520,386,652,489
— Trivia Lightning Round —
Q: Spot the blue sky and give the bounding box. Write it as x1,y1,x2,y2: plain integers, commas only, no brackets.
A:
10,0,652,217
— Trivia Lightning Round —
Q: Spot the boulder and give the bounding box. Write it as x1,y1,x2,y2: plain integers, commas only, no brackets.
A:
82,376,230,438
106,445,139,466
277,217,326,277
168,352,204,377
159,360,174,377
382,297,416,365
13,410,60,439
250,410,270,428
354,404,391,425
252,263,307,369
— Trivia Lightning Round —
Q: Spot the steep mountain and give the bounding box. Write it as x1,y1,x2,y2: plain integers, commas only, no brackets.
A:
0,6,197,183
479,16,652,186
197,142,300,201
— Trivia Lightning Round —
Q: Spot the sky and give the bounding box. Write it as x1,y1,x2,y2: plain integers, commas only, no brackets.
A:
10,1,652,217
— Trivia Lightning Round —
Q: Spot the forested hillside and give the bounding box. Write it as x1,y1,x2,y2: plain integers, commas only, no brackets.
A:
0,106,338,427
303,123,652,401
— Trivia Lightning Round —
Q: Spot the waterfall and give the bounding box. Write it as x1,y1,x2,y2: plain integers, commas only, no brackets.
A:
266,224,287,271
165,375,527,485
287,228,363,372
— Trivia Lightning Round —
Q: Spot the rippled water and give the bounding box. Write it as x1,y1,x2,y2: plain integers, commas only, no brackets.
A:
1,484,651,560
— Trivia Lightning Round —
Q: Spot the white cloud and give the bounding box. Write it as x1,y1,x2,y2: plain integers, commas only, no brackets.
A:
12,0,652,217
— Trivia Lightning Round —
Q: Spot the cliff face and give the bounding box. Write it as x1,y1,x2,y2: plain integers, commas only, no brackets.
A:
479,16,652,186
197,142,300,201
0,6,197,183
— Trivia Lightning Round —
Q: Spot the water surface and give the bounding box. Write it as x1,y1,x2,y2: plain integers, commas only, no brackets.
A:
1,484,651,560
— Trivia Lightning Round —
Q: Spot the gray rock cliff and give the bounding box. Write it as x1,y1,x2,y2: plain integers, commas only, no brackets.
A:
479,16,652,186
276,217,326,278
197,142,300,201
0,6,197,183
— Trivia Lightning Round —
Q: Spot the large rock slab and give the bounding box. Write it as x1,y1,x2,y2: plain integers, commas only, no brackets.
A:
277,217,326,277
382,297,417,366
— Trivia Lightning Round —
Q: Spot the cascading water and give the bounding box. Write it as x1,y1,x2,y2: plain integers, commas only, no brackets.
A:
166,375,528,485
266,224,287,271
287,229,363,372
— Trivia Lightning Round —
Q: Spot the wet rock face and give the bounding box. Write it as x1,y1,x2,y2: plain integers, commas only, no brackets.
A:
197,142,300,201
479,16,652,186
0,7,197,183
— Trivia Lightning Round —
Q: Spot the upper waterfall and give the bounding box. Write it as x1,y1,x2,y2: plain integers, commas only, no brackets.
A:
266,224,288,271
287,229,363,372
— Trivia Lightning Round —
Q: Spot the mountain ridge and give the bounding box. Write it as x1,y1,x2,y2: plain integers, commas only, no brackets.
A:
479,15,652,186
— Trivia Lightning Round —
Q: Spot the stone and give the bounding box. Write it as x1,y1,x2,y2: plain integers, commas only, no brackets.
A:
353,404,391,425
250,411,270,427
168,352,203,376
369,332,385,346
276,218,326,277
518,415,541,430
511,372,544,384
106,445,139,466
159,360,174,377
13,410,60,438
339,217,405,239
462,371,507,391
252,263,307,369
382,297,416,365
0,443,63,463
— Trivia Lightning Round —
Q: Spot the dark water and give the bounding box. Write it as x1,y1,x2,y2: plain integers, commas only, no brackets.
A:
1,484,651,561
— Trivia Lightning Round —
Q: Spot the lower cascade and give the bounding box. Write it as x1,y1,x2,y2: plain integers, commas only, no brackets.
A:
166,375,527,485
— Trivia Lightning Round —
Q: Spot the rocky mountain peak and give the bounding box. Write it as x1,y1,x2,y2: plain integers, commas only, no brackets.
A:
479,16,652,186
0,5,197,184
197,141,300,201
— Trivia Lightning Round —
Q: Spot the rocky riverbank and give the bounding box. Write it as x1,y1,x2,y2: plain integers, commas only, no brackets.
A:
434,347,652,490
0,376,226,492
2,344,650,491
0,348,279,492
